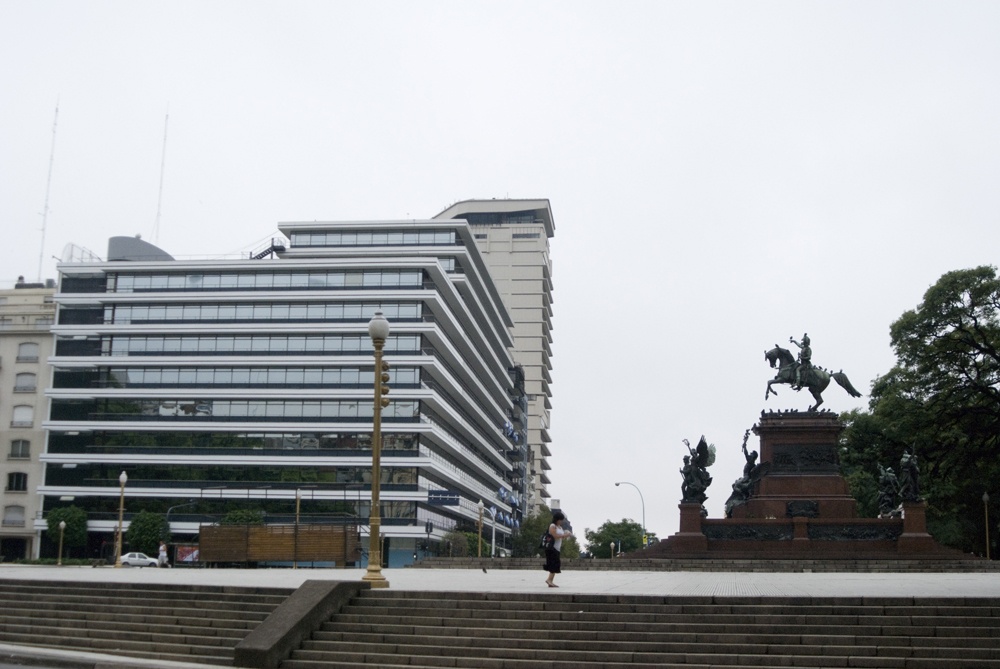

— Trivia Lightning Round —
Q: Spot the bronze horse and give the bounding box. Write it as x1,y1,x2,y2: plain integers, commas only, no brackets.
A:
765,345,862,411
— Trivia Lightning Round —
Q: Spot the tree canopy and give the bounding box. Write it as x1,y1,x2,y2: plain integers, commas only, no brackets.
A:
126,510,169,555
584,518,655,558
46,506,88,555
840,266,1000,555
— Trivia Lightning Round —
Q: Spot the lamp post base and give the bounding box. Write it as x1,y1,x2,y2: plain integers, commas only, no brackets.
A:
361,569,390,588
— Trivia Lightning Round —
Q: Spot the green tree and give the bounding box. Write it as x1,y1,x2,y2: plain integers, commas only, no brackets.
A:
441,530,468,557
840,266,1000,555
584,518,649,558
219,509,266,525
512,505,551,557
46,506,88,556
126,510,169,555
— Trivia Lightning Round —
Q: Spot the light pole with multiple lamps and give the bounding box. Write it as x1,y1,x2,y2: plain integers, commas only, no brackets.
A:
114,470,127,568
362,310,390,588
614,481,647,547
57,520,66,566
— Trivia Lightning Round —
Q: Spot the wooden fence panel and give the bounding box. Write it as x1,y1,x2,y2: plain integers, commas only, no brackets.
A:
199,524,360,566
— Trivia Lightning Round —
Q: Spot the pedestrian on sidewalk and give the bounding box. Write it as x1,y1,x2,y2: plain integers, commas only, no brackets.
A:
544,511,572,587
158,541,170,568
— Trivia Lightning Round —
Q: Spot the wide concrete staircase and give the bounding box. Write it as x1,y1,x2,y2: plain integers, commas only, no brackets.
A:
282,590,1000,669
0,578,293,666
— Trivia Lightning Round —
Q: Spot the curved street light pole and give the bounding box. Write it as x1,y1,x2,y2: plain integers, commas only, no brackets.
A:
614,481,646,547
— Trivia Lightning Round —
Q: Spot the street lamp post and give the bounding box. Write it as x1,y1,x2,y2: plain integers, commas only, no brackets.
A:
114,470,127,568
484,505,497,558
614,481,647,547
984,492,991,560
362,310,390,588
57,520,66,566
477,500,485,558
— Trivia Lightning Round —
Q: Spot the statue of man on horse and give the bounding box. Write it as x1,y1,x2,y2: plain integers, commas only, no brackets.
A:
764,333,862,411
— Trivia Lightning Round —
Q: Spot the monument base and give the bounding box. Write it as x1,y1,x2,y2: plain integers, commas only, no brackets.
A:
627,411,972,561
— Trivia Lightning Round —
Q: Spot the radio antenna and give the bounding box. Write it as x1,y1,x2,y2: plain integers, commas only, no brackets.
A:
153,110,169,244
37,102,59,282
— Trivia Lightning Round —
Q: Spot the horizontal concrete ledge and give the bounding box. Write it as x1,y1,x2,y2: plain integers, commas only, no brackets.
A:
233,580,367,669
413,556,1000,572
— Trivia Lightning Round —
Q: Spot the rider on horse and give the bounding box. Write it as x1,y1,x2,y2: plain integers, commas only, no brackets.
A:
789,333,812,390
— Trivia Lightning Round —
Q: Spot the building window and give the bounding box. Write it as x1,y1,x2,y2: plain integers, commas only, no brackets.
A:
2,505,25,527
17,342,39,362
14,373,36,392
9,440,29,459
11,406,33,428
6,473,27,492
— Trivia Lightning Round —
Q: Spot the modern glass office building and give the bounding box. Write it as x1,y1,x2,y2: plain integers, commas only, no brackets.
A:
42,217,526,565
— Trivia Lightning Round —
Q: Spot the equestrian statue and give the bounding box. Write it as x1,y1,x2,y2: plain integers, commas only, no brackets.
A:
764,333,862,411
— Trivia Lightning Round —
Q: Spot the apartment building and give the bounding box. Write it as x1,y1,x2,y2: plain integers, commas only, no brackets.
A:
435,200,555,515
0,278,55,560
43,220,524,565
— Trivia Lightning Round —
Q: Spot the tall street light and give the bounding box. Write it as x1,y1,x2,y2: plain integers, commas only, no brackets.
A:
984,492,991,560
362,310,390,588
477,500,485,558
114,470,127,568
614,481,646,547
57,520,66,566
483,503,497,558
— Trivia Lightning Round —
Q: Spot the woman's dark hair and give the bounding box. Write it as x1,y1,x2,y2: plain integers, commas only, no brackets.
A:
552,511,565,522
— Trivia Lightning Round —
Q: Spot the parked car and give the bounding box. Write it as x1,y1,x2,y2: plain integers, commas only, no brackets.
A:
120,552,158,568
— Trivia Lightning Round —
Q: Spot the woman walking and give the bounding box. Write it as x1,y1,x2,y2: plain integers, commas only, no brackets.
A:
544,511,572,587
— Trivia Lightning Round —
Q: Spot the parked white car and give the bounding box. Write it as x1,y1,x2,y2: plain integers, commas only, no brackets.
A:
120,552,158,568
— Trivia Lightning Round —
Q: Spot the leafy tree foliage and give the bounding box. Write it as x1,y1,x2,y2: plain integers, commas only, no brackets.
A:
126,510,169,555
508,506,582,558
46,506,88,555
512,505,551,557
441,530,468,557
584,518,651,558
219,509,266,526
840,266,1000,555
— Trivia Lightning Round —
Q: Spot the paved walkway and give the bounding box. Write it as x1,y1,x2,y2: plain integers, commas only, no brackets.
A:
1,564,999,668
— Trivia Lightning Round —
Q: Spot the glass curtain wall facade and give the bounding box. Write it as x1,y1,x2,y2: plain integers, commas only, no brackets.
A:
43,221,522,565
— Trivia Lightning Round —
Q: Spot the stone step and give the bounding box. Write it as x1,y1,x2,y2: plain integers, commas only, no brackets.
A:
18,643,233,668
0,579,292,600
313,627,1000,650
326,613,999,637
0,603,269,628
340,606,999,628
0,621,242,648
292,647,996,669
0,629,235,659
344,636,997,661
291,590,1000,669
0,579,291,667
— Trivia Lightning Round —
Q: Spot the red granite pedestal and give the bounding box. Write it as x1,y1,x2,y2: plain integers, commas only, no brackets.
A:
630,411,966,561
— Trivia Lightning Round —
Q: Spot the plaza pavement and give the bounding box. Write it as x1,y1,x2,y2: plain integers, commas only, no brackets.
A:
1,564,998,668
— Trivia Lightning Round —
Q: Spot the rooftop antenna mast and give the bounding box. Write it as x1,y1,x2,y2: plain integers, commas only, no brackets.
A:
152,109,169,244
37,102,59,282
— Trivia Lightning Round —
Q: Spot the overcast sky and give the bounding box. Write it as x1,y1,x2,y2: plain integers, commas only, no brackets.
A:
3,2,999,542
